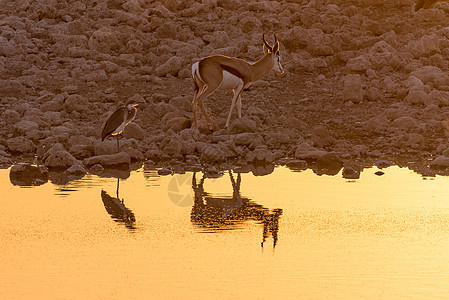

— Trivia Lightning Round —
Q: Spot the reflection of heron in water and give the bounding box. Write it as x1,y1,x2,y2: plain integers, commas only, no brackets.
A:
101,178,136,229
191,170,282,248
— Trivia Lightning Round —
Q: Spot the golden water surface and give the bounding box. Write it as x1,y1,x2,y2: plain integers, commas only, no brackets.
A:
2,166,449,299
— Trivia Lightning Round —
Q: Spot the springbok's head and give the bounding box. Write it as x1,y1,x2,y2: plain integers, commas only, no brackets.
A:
263,33,284,75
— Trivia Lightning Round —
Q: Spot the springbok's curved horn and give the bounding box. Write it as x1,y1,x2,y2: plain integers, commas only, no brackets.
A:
263,33,272,51
273,34,278,44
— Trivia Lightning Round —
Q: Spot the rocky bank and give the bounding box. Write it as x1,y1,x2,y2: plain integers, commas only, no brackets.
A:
3,0,449,183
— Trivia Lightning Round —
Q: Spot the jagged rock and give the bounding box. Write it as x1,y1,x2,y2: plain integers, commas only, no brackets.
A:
343,74,364,103
228,117,258,134
404,88,427,105
69,144,95,159
63,164,87,179
64,94,89,113
316,153,344,176
122,147,145,161
14,120,39,135
347,55,370,72
201,144,228,163
246,146,274,164
158,167,173,175
44,147,78,169
3,109,20,125
286,159,307,170
124,122,145,140
154,56,183,77
232,133,260,146
163,117,191,132
295,142,326,160
89,163,104,174
342,165,361,179
42,111,62,126
7,137,36,153
9,163,49,186
0,154,12,166
94,140,118,155
430,156,449,169
250,164,275,176
391,116,419,131
84,152,131,168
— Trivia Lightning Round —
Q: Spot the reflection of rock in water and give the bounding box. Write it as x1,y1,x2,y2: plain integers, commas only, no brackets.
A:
101,179,135,229
9,163,49,186
191,170,282,248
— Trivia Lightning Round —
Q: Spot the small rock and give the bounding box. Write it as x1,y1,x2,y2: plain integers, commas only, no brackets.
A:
228,117,258,133
246,146,274,164
342,165,361,179
154,56,183,77
347,55,370,72
63,164,87,177
89,163,104,174
286,159,307,170
391,116,419,131
158,167,173,176
64,94,89,113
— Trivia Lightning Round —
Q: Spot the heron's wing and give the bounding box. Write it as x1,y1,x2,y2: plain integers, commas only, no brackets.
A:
101,107,126,141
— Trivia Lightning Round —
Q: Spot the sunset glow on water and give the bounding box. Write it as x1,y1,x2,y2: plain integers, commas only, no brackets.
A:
2,166,449,299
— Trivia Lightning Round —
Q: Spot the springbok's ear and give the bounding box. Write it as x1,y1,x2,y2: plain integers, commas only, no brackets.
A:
263,44,271,54
272,41,280,55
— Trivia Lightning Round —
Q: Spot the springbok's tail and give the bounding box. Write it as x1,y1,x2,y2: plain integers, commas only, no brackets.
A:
192,62,200,92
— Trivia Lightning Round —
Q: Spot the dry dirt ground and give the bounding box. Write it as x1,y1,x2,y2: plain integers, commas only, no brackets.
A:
3,0,449,181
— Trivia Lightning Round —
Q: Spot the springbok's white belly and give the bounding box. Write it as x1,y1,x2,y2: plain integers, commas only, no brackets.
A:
218,71,243,90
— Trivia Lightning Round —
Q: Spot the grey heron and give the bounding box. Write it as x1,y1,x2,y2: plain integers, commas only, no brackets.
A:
101,99,138,152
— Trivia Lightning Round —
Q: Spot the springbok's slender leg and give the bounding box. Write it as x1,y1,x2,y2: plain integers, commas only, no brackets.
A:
192,89,199,129
236,94,243,119
116,135,120,152
225,85,244,128
195,84,220,130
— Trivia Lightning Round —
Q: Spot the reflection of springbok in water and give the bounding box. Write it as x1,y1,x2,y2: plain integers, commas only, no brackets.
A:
191,170,282,248
101,178,136,229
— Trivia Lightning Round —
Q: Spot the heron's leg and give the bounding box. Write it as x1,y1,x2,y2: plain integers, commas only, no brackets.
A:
116,135,120,152
116,178,120,199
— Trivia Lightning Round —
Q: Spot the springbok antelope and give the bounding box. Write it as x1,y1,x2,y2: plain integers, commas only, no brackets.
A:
191,33,284,130
414,0,449,10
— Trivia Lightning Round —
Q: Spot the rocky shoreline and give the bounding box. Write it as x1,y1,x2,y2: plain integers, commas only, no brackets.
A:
4,0,449,184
